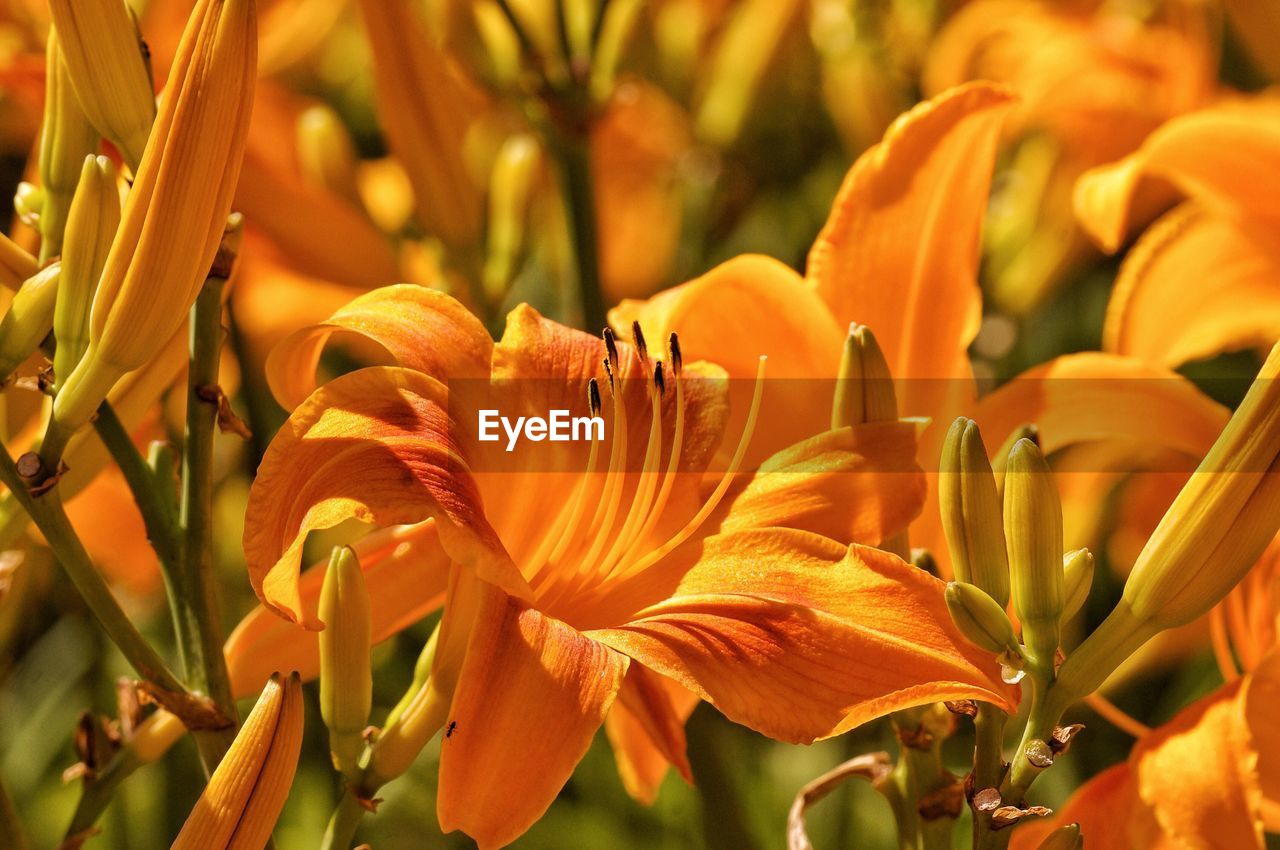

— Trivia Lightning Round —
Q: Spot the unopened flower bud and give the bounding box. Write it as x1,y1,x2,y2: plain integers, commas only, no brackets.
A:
832,323,898,428
945,581,1020,657
483,134,541,307
14,182,43,228
319,546,372,778
1003,438,1063,666
296,104,360,204
172,672,304,850
992,423,1039,502
38,30,99,262
939,417,1009,605
53,0,256,433
46,0,155,171
0,264,61,381
1060,548,1094,625
54,156,120,386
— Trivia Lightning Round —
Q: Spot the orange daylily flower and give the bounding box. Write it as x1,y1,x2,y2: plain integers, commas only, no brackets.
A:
1080,96,1280,368
923,0,1215,312
1011,541,1280,849
241,281,1017,846
611,82,1229,576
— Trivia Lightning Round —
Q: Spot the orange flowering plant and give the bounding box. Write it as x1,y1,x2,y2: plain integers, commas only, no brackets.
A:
2,1,1280,849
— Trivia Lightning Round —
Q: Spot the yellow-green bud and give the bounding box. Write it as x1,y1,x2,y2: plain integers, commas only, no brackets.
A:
832,323,898,428
0,264,61,381
992,423,1039,502
14,182,43,228
296,104,360,204
382,622,440,732
318,546,372,778
39,29,99,263
945,581,1020,657
1060,548,1094,625
1036,824,1082,850
482,134,541,308
939,417,1010,605
1003,438,1063,665
54,156,120,387
47,0,155,172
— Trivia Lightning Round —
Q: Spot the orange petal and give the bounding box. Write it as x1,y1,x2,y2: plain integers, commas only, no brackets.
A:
224,522,448,698
1075,98,1280,253
266,285,493,410
603,665,697,805
1007,762,1153,850
972,352,1228,460
1104,203,1280,367
437,590,628,850
715,420,926,545
242,366,525,628
1244,648,1280,830
1133,679,1264,849
587,531,1015,744
609,254,842,462
806,82,1015,412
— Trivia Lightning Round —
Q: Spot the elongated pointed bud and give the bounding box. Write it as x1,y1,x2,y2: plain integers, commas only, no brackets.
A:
992,423,1039,502
1058,343,1280,701
945,582,1020,656
483,134,541,307
357,0,482,247
382,622,440,733
38,30,99,263
46,0,155,172
319,546,372,779
939,418,1010,605
54,156,119,386
0,265,61,381
172,673,304,850
52,0,256,433
1036,824,1082,850
832,323,898,427
1004,438,1063,665
1060,548,1094,625
296,104,360,204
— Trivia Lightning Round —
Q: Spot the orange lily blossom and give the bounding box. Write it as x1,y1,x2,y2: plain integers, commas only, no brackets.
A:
1079,95,1280,368
609,81,1230,579
1009,538,1280,850
241,280,1019,846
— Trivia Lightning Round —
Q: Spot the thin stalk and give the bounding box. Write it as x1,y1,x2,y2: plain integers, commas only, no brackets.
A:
65,748,144,838
320,788,365,850
0,449,186,694
176,276,238,767
93,402,181,568
225,299,282,469
970,704,1007,848
554,134,605,331
0,771,28,850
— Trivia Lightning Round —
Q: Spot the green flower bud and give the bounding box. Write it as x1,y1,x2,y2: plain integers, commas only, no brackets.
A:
832,323,898,428
1060,548,1095,625
319,546,372,778
945,581,1021,657
54,156,119,387
296,104,360,205
0,264,61,382
1003,438,1063,666
482,134,541,308
39,29,99,263
939,417,1010,605
992,423,1039,502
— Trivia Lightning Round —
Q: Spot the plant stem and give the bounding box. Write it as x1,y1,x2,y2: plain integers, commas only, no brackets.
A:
554,133,605,331
65,747,144,838
0,449,186,695
176,276,238,767
93,402,181,568
970,703,1007,848
0,771,28,850
321,788,365,850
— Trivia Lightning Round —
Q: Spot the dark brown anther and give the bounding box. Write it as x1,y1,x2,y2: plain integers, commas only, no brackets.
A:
588,378,602,416
972,787,1002,813
944,699,978,718
1049,723,1085,755
632,321,648,365
918,780,965,820
669,332,682,376
602,328,620,374
1024,738,1055,768
654,361,666,396
601,356,614,392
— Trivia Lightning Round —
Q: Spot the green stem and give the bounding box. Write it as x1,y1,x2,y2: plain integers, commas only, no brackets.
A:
225,299,283,470
176,277,238,767
0,449,186,695
555,134,605,331
65,748,144,838
320,788,365,850
93,403,181,568
0,771,28,850
971,704,1007,849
